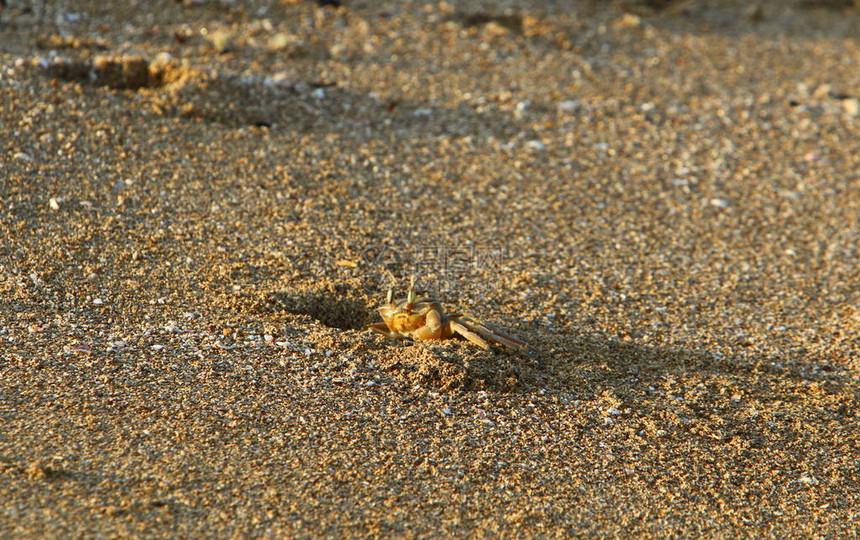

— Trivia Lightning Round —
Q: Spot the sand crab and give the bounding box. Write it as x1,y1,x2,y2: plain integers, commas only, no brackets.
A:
367,283,535,357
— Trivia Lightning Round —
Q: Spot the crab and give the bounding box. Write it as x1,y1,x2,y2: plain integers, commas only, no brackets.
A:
367,283,536,357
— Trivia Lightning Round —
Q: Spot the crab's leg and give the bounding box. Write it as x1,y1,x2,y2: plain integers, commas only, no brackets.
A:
449,319,491,350
367,322,406,340
454,316,536,357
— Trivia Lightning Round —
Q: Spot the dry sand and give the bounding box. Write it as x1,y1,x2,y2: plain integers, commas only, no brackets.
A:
1,0,859,536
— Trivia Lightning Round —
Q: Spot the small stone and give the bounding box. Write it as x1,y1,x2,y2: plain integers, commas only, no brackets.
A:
268,33,296,51
14,151,32,161
310,88,326,99
329,43,348,58
612,13,641,30
709,198,730,209
476,21,507,38
49,197,61,211
842,98,859,117
812,84,832,99
26,461,48,480
205,29,235,53
524,140,546,152
70,344,93,354
799,475,817,486
264,72,292,88
92,298,103,305
557,100,581,113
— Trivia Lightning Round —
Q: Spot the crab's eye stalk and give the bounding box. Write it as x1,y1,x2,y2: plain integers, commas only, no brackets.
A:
407,277,416,304
386,289,393,304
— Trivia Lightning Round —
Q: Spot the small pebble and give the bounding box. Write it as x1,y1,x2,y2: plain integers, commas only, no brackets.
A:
515,100,531,113
799,475,817,486
265,72,292,88
205,29,235,53
268,33,296,51
612,13,641,29
557,100,581,113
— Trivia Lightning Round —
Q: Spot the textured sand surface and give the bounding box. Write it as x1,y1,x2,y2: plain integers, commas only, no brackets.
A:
1,0,858,536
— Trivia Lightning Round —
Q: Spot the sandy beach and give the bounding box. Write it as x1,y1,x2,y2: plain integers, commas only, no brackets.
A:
1,0,858,536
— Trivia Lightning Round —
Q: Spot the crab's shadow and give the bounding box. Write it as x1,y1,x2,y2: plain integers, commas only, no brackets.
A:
256,288,849,401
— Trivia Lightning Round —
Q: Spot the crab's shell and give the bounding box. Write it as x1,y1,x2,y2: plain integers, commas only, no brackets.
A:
378,299,446,338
